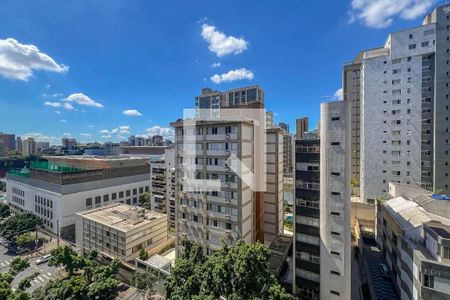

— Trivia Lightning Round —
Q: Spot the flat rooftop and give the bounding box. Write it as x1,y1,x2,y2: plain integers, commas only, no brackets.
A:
78,204,166,232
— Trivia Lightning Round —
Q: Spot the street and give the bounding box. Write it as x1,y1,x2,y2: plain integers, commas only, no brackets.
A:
0,242,57,292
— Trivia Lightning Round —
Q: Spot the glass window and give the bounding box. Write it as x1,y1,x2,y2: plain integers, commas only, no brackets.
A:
86,198,92,206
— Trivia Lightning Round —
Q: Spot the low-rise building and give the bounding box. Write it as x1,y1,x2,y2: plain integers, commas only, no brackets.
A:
6,156,150,240
377,183,450,299
76,203,167,261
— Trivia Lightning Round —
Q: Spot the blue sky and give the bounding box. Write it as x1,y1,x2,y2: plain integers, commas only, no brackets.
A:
0,0,438,144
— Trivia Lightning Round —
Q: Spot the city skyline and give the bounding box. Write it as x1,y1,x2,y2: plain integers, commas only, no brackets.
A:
0,0,440,144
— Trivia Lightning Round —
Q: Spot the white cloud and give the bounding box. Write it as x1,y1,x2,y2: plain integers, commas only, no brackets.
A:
44,101,61,108
144,126,174,140
80,133,92,138
88,125,94,128
100,126,130,138
54,110,61,114
211,68,254,84
22,132,60,145
211,62,221,68
63,102,74,110
60,119,67,123
65,93,103,108
0,38,68,81
334,88,343,100
349,0,436,28
42,92,64,98
201,24,248,57
123,109,142,117
63,133,72,137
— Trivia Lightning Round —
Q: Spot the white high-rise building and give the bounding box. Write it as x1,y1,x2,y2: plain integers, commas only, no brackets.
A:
345,4,450,202
320,100,351,299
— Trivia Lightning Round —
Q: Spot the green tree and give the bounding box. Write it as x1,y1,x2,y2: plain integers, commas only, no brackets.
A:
49,245,86,276
139,192,151,209
15,232,34,246
133,269,158,297
0,205,10,219
165,240,291,300
17,278,31,291
88,277,119,300
32,277,90,300
139,248,149,260
0,213,42,240
9,257,29,275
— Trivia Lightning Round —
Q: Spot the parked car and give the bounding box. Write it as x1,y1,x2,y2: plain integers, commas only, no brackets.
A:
379,263,390,279
36,254,51,265
15,246,30,254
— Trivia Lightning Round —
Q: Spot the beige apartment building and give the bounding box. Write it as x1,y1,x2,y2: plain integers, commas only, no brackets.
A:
264,127,284,245
171,119,264,256
76,203,167,261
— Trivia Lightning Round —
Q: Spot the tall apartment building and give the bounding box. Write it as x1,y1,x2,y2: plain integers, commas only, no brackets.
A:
150,159,167,213
283,133,294,176
22,138,36,156
296,117,309,140
195,86,264,109
279,122,290,134
171,119,263,256
320,100,351,299
294,136,320,299
264,127,284,245
343,52,363,193
346,4,450,202
15,137,22,153
165,148,176,229
377,183,450,299
266,111,274,128
76,203,167,261
62,137,77,149
0,133,15,157
6,156,150,240
128,136,146,147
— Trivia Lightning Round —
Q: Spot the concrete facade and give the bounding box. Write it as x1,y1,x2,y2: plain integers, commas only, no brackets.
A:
76,204,167,261
264,128,284,245
320,100,351,300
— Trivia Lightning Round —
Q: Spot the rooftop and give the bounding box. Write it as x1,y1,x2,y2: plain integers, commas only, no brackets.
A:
78,204,166,232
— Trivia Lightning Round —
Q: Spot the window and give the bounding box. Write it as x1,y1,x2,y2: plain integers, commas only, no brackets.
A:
331,117,340,121
408,44,416,49
86,198,92,206
331,291,341,296
95,196,101,204
422,41,429,47
424,274,434,288
112,193,117,200
103,194,109,202
133,188,137,195
331,142,340,146
331,212,340,216
444,246,450,259
331,250,340,256
139,187,144,194
126,190,131,197
331,270,340,276
119,191,124,198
